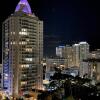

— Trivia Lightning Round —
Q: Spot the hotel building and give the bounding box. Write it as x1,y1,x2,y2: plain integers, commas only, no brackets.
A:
2,0,43,96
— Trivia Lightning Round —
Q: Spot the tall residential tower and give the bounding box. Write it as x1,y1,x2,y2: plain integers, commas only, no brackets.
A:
2,0,43,96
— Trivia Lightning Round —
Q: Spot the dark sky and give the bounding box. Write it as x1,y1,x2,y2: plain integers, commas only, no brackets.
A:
0,0,100,58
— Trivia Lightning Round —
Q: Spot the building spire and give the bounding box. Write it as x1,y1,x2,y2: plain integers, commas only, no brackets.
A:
15,0,34,15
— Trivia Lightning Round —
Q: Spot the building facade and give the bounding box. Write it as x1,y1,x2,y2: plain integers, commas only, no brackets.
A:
79,42,90,77
79,42,89,61
64,45,74,67
72,44,80,67
56,46,65,58
56,42,89,68
56,45,74,67
46,57,67,72
2,0,43,96
81,49,100,82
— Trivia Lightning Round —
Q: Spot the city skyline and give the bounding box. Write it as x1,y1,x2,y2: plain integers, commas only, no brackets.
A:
0,0,100,60
0,0,100,99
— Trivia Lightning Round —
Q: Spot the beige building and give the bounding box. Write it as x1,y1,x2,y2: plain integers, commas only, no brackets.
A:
2,0,43,96
82,59,100,82
72,44,80,67
56,46,65,58
56,42,89,68
46,57,67,72
56,45,74,67
79,49,100,82
64,45,74,67
87,49,100,81
79,42,89,61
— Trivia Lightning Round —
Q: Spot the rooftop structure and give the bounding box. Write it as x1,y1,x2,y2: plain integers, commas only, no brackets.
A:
15,0,34,15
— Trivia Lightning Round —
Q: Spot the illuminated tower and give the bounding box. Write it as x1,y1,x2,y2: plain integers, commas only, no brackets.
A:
72,44,80,67
2,0,43,96
79,42,89,61
79,42,89,77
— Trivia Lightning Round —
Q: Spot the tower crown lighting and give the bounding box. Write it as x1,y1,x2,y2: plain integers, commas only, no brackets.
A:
15,0,35,15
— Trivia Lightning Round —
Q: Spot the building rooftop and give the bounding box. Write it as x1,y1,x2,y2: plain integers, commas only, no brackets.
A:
15,0,35,16
79,42,88,45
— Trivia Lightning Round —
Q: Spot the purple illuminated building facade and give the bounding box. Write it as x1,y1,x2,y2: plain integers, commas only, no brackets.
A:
2,0,43,96
15,0,32,14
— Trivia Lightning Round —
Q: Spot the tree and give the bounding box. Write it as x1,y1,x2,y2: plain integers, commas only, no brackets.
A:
66,95,75,100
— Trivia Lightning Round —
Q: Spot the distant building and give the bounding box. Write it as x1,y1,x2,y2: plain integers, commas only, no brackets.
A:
83,58,100,82
56,42,89,68
72,44,80,67
46,57,67,72
88,49,100,59
81,49,100,81
64,45,74,67
61,66,79,77
56,46,65,58
2,0,43,96
79,42,89,61
79,42,90,76
56,45,74,67
43,57,67,80
79,61,89,78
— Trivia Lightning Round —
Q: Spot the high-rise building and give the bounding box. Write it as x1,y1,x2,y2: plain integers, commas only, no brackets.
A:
79,42,89,61
65,45,74,67
56,42,89,68
72,44,80,67
79,42,90,77
2,0,43,96
72,42,89,68
82,50,100,81
56,46,65,58
89,49,100,59
56,45,74,67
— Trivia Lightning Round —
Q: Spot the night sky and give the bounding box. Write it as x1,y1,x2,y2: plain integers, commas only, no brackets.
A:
0,0,100,59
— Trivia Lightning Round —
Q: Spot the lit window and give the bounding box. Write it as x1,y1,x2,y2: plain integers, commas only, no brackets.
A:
5,74,8,77
19,42,27,45
19,28,28,35
22,28,27,32
21,81,27,85
25,58,32,61
23,74,26,77
4,76,8,80
26,39,29,41
21,64,29,68
11,42,16,45
25,48,32,52
11,32,15,35
19,32,28,35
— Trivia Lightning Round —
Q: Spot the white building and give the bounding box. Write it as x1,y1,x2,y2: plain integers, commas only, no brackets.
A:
46,57,67,72
82,49,100,82
79,42,90,77
2,0,43,96
56,45,74,67
79,42,89,61
72,44,80,67
56,46,65,58
56,42,90,77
